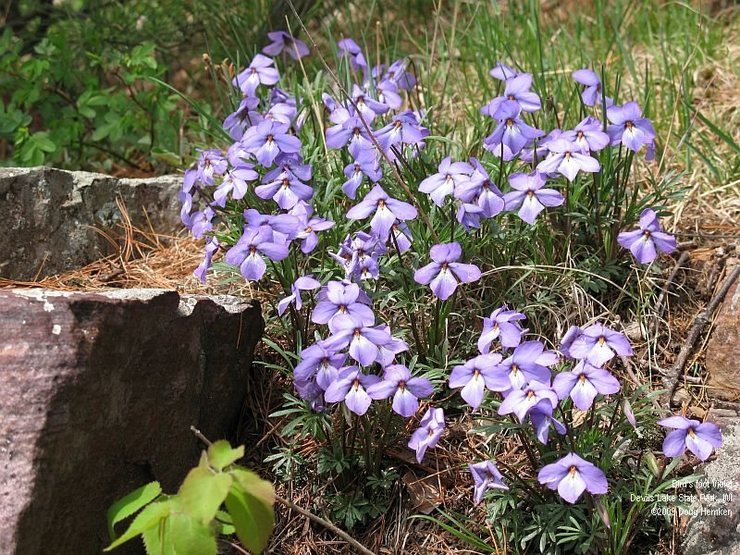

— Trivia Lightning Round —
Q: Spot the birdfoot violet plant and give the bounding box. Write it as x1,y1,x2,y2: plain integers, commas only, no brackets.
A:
178,30,721,550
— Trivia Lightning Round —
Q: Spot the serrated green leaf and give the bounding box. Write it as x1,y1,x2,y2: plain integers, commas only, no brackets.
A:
104,500,172,551
107,481,162,540
178,466,232,524
224,468,275,554
142,517,175,555
169,513,218,555
207,440,244,472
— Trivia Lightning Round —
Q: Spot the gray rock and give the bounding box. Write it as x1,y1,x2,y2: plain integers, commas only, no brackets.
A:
0,288,264,554
0,167,183,280
681,423,740,555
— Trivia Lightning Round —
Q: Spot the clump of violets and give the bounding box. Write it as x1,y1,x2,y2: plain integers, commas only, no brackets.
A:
179,36,721,528
617,208,677,264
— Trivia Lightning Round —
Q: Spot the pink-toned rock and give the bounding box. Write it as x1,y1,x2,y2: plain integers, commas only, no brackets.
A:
0,289,263,554
706,277,740,401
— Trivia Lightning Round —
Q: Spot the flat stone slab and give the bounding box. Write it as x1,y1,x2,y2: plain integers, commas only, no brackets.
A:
0,288,263,554
0,167,183,280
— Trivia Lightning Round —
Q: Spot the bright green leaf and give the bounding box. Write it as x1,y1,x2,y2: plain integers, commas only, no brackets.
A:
169,513,218,555
224,468,275,554
107,481,162,540
178,466,232,524
104,499,172,551
207,441,244,472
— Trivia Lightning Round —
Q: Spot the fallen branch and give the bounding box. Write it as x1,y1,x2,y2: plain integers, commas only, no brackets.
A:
664,265,740,405
190,426,376,555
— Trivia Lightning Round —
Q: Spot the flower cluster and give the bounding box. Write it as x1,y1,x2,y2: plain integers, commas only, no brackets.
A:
178,34,338,284
452,309,634,503
180,35,717,515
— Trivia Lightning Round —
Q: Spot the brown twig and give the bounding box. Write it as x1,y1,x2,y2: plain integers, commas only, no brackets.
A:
190,426,376,555
664,265,740,404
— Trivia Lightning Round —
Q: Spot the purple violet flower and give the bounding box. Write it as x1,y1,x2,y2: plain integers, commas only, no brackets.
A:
312,280,375,333
223,226,289,281
223,96,260,141
562,116,611,154
388,223,412,253
342,148,382,199
291,203,335,254
347,185,418,241
501,73,541,112
536,138,600,181
377,79,402,110
213,164,259,207
469,461,508,505
419,157,473,207
366,364,434,417
324,366,380,415
552,361,621,410
294,344,346,391
478,305,528,353
617,208,677,264
565,323,633,366
263,31,309,60
483,102,544,160
376,331,409,367
330,232,385,282
480,73,541,119
325,109,373,154
454,158,505,218
489,61,518,81
449,353,503,409
607,101,656,153
385,58,416,90
243,209,301,242
529,400,567,444
241,120,301,167
321,321,393,367
255,169,313,210
572,69,612,107
487,340,559,392
538,453,608,503
351,84,389,122
377,111,428,152
195,149,228,186
498,380,559,422
337,38,368,71
277,275,321,316
407,407,445,463
658,416,723,461
503,171,564,224
414,242,481,301
233,54,280,96
194,237,219,284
